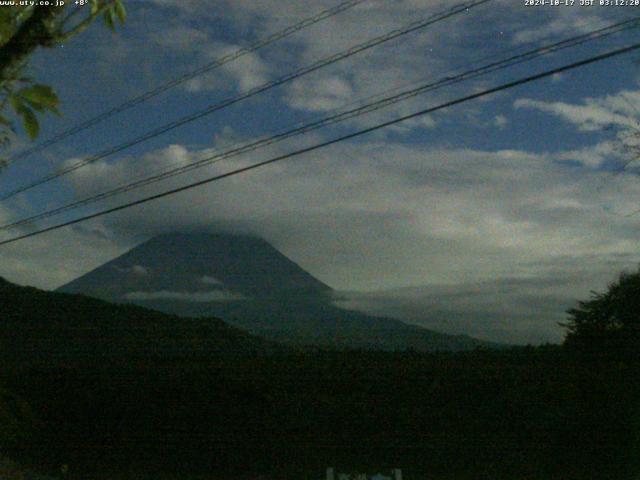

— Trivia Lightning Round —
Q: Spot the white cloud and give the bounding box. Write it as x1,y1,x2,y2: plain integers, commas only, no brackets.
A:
493,114,507,129
286,75,353,112
151,25,210,54
334,255,639,344
68,144,194,194
513,89,640,170
181,42,271,93
555,141,618,169
0,204,126,289
131,265,149,275
201,275,223,285
123,290,247,302
203,0,491,131
512,9,608,45
514,89,640,132
59,136,640,295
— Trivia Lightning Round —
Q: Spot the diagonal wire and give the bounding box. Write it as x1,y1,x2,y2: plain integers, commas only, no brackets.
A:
1,41,639,247
0,0,493,201
4,0,368,165
2,16,637,232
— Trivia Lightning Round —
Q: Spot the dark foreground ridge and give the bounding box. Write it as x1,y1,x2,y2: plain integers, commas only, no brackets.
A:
0,276,278,363
1,277,637,479
58,232,494,351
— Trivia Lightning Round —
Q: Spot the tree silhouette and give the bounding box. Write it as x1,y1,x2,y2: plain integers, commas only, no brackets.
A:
562,266,640,357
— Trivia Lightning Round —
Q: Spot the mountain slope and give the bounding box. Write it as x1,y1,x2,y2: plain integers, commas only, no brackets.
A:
58,232,493,351
60,233,331,301
0,277,277,364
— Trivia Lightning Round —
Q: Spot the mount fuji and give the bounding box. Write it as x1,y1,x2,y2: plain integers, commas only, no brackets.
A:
58,233,492,351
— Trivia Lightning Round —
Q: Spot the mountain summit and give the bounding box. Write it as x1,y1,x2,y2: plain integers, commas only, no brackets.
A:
60,232,331,301
58,232,491,351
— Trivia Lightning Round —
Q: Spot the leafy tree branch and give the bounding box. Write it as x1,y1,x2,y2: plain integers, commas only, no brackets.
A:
0,0,125,156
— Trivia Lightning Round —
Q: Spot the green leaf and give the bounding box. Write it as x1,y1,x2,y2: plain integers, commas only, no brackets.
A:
19,84,58,110
10,96,39,139
114,0,126,23
20,107,39,139
22,108,40,140
103,8,115,30
13,5,35,27
0,22,14,46
23,100,44,112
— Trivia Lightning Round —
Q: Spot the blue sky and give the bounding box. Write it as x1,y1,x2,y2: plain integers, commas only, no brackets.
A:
1,0,640,343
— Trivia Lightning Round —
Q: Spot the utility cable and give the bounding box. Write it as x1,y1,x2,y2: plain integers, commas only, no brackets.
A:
0,0,492,201
4,0,368,165
1,41,638,247
2,16,636,231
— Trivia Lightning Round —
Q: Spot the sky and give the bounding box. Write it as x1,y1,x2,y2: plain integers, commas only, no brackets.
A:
1,0,640,344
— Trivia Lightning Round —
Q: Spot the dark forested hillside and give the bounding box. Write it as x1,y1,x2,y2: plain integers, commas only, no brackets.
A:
5,347,638,480
2,276,638,480
0,276,277,364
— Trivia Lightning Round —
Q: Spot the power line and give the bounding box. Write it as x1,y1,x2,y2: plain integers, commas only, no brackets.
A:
4,0,368,165
0,0,493,201
1,16,637,231
2,0,489,199
1,41,638,247
2,20,636,231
